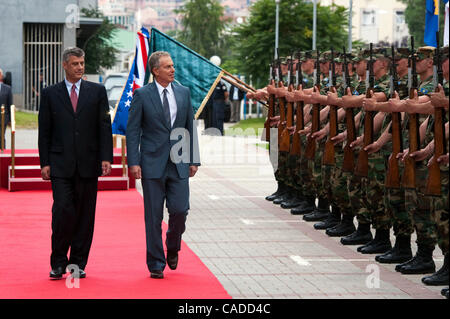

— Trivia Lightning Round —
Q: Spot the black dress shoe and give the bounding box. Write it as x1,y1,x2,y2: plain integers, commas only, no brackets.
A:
167,250,179,270
49,267,65,280
150,270,164,279
70,268,86,279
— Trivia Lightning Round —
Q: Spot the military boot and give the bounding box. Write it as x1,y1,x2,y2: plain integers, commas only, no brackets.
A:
290,196,316,215
375,235,412,264
398,245,436,275
303,197,330,221
265,182,288,201
314,206,341,230
325,213,355,237
422,253,449,286
281,191,306,209
358,229,392,254
340,223,373,245
273,188,295,205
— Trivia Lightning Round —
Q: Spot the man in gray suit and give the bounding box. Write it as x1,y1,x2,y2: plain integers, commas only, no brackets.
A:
0,68,13,149
126,51,200,279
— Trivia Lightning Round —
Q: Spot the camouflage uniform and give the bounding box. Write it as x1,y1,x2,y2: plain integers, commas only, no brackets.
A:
329,59,359,214
386,73,411,237
432,166,449,254
274,74,290,192
362,73,391,230
404,74,438,249
347,78,368,224
430,82,449,254
294,72,315,200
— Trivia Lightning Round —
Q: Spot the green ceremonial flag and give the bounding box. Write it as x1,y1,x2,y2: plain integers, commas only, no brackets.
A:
149,28,224,117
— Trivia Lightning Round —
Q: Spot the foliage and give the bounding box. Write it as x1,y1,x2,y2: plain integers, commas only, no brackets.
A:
80,7,119,74
174,0,231,59
229,0,349,88
399,0,446,46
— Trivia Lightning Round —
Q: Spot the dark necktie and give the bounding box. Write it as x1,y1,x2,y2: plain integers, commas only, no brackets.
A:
162,88,171,128
70,84,78,112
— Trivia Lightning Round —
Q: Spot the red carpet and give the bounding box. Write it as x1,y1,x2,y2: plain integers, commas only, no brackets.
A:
0,189,231,299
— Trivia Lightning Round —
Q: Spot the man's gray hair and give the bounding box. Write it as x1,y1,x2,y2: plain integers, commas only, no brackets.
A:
149,51,171,76
62,47,85,62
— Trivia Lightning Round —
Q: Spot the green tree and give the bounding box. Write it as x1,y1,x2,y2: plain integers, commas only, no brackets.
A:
229,0,349,88
400,0,446,46
174,0,230,59
79,7,119,74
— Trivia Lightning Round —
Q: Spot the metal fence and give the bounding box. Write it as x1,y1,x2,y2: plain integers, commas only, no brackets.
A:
23,23,64,111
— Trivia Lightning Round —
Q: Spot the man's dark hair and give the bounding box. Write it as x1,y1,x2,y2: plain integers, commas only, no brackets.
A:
62,47,85,62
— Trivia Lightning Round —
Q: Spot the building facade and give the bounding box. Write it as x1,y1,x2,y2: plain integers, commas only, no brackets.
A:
319,0,409,46
0,0,98,110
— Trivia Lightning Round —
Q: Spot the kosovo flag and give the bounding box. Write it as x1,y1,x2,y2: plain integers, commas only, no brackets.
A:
424,0,440,47
149,28,224,118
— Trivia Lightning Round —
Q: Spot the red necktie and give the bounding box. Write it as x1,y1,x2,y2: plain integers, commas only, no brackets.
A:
70,84,78,112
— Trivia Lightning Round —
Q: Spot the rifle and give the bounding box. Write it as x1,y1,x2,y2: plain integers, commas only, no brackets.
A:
277,55,287,149
342,46,357,172
305,49,321,160
280,54,295,152
402,36,419,189
323,48,338,165
290,51,304,156
385,45,404,188
265,61,276,142
426,31,446,195
355,43,375,177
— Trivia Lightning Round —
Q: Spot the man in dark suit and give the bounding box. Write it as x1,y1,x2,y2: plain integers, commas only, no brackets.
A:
229,84,245,123
0,68,13,149
38,47,113,280
126,51,200,279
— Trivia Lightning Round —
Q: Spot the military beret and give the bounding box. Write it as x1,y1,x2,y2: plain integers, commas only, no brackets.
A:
303,50,317,60
337,52,356,63
416,46,436,60
372,47,389,59
351,49,364,62
319,50,331,63
395,47,410,59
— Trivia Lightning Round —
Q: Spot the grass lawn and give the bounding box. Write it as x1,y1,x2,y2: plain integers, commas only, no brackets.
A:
225,117,266,136
13,111,38,129
225,117,269,150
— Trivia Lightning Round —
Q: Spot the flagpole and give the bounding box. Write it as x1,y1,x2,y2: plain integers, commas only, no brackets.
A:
348,0,353,51
194,71,225,120
313,0,317,50
222,70,258,92
221,75,269,108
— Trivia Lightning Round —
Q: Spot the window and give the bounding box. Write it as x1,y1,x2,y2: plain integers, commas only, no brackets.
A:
396,11,405,25
362,10,376,26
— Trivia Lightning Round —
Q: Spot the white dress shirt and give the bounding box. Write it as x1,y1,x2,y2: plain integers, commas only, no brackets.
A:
155,80,177,127
64,78,81,98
